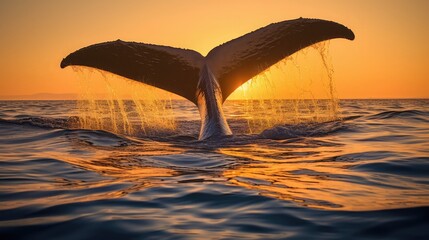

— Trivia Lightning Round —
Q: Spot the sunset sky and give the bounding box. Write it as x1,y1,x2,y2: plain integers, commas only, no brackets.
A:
0,0,428,99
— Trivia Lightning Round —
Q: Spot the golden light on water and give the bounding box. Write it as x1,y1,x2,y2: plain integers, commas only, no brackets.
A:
4,144,181,210
18,135,425,212
219,142,428,211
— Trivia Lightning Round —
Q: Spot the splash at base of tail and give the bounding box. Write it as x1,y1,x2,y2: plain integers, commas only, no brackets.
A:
61,18,354,140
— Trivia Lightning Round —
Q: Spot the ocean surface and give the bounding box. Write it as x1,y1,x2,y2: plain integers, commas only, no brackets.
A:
0,99,428,239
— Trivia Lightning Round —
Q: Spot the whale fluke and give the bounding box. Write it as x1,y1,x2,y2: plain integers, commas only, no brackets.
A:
61,18,354,140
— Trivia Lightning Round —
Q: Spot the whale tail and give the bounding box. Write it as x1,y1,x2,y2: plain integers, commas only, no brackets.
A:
61,18,354,139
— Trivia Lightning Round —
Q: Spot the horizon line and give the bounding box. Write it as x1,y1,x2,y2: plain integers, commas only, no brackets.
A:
1,97,428,101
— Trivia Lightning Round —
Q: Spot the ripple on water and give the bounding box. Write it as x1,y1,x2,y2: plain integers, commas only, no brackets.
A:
1,100,429,239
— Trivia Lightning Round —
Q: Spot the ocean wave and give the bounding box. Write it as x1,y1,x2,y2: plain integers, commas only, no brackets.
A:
1,187,427,239
1,100,429,239
259,121,346,140
352,157,429,177
0,116,79,129
62,129,132,147
367,110,429,121
1,116,352,143
0,118,132,147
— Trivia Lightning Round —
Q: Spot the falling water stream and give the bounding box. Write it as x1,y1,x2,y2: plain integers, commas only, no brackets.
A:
228,41,340,133
72,66,177,136
72,41,339,136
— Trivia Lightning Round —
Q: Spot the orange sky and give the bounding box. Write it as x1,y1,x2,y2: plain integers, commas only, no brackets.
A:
0,0,428,99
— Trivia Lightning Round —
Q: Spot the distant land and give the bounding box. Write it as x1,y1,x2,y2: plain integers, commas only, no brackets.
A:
0,93,78,100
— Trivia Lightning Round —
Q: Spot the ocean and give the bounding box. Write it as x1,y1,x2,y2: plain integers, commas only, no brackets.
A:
0,99,428,239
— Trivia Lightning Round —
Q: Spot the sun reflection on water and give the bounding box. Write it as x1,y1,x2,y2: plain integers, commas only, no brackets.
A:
218,138,428,211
